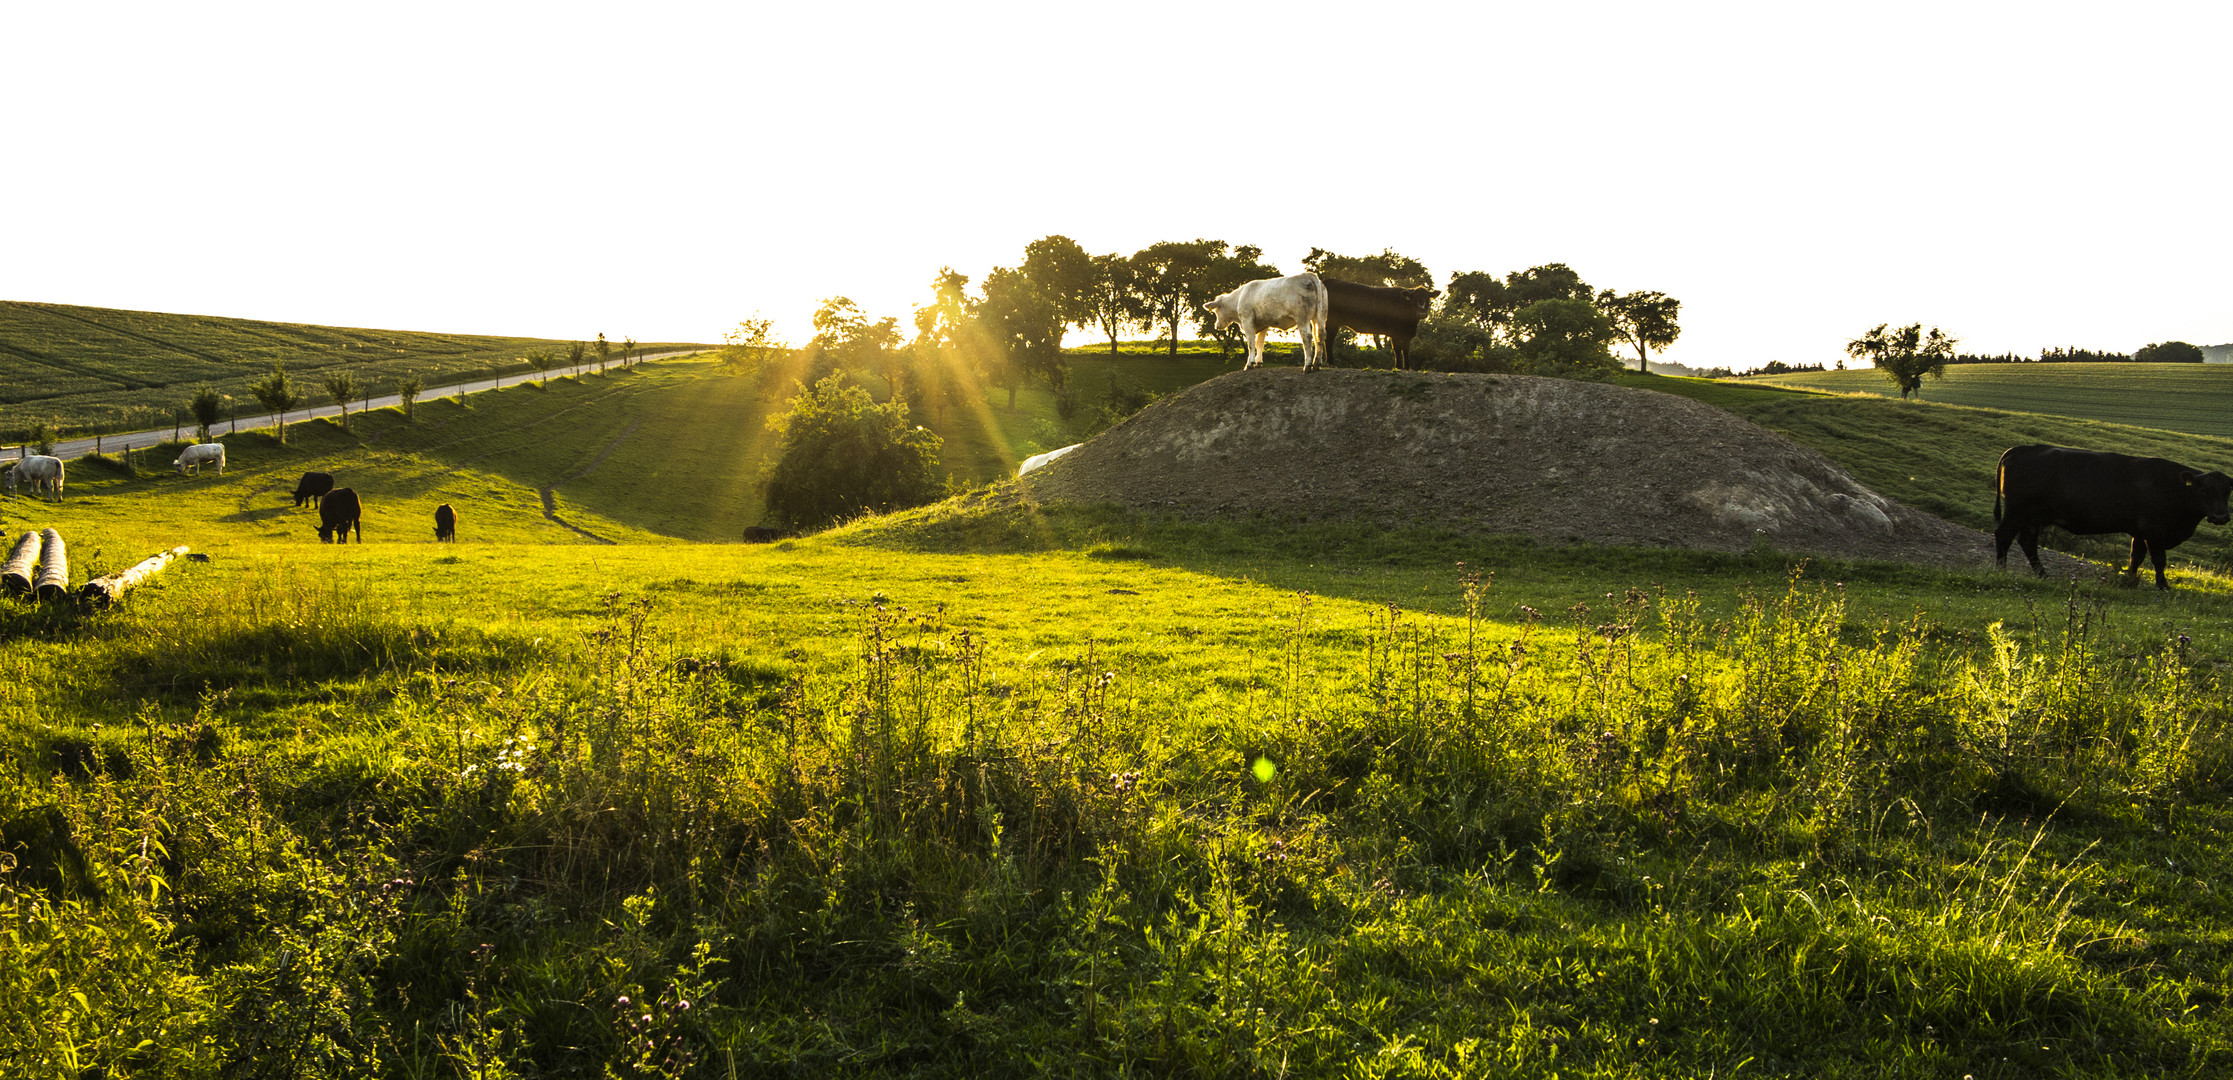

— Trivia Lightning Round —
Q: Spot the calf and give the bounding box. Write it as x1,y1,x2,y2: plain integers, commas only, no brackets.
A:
316,488,364,544
434,503,457,542
173,442,226,476
292,471,335,507
1324,278,1439,370
1995,444,2233,589
1202,273,1329,371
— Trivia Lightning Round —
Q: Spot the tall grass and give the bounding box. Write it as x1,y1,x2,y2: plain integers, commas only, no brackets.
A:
4,568,2228,1075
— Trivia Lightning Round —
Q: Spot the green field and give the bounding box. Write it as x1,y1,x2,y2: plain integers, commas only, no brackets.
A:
12,356,2233,1075
1743,363,2233,439
0,301,707,442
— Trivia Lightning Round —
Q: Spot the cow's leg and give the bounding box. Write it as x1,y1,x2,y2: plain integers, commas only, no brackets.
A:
1245,327,1266,369
2018,527,2045,576
1993,517,2021,569
2151,541,2171,590
2125,536,2148,581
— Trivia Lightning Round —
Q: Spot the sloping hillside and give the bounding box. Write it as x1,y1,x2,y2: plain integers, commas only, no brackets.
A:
0,300,706,440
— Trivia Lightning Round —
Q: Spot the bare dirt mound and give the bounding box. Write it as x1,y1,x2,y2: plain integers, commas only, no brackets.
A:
1025,369,2067,571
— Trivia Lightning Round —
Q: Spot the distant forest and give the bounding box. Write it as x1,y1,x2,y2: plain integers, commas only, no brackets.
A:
1951,342,2215,365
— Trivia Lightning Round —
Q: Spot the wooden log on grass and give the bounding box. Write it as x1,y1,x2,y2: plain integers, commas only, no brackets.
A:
35,528,67,604
80,545,189,609
2,530,40,596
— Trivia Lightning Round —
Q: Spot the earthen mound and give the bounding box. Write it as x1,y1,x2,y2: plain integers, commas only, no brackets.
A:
1024,369,2055,570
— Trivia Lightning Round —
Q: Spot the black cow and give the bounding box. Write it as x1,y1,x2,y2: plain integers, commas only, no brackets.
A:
434,503,457,542
1324,278,1438,370
741,525,794,543
292,471,335,508
1995,444,2233,589
316,488,363,544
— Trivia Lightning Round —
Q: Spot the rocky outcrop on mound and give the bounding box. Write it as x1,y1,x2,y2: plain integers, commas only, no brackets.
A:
1024,369,2062,570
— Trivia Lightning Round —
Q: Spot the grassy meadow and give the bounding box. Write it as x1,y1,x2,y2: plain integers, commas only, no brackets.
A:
10,353,2233,1076
1741,363,2233,440
0,301,705,443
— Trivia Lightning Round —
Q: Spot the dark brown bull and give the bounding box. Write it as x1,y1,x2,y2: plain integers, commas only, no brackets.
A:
1995,444,2233,589
1324,278,1438,370
434,503,457,542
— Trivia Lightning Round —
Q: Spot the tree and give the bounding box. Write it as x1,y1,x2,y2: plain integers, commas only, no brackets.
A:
974,266,1062,408
1021,235,1099,337
1130,239,1225,358
722,317,789,381
189,385,224,441
908,269,981,424
810,297,902,391
248,366,305,443
1598,290,1682,373
1085,253,1146,356
1513,298,1622,378
623,337,637,367
1846,323,1957,400
398,372,425,421
1441,264,1593,349
2136,340,2205,364
322,367,364,429
596,333,611,373
1302,247,1432,289
568,340,586,373
526,349,556,385
761,372,945,528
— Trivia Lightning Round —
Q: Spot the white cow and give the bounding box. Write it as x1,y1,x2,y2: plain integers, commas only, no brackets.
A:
1202,272,1330,371
174,443,227,476
8,456,65,501
1018,443,1083,477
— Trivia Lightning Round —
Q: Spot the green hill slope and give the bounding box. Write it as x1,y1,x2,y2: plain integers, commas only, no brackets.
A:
0,300,706,441
1741,363,2233,438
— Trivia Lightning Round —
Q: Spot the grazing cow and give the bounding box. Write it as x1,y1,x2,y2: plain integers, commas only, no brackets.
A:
173,443,226,476
1324,278,1439,370
1202,273,1329,371
315,488,363,544
8,456,64,501
1018,443,1082,477
434,503,457,542
741,525,794,543
1995,444,2233,589
291,471,335,508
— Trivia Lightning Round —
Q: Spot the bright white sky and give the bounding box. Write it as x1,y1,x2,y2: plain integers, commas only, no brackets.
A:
4,2,2227,371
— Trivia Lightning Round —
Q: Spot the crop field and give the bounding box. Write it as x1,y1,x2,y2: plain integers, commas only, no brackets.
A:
9,359,2233,1076
0,301,706,442
1742,363,2233,439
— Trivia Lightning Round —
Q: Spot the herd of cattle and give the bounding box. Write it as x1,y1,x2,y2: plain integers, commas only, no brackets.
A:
0,449,458,545
287,469,456,544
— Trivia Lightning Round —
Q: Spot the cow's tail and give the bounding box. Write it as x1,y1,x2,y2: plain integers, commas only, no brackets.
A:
1993,458,2003,523
1310,272,1329,371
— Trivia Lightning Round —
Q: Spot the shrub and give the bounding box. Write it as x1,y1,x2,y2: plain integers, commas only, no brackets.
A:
762,373,945,528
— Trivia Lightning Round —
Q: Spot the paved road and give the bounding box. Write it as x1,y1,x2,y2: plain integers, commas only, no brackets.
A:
9,349,714,462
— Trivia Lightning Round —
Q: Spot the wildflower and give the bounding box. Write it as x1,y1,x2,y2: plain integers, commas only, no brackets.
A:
617,996,630,1006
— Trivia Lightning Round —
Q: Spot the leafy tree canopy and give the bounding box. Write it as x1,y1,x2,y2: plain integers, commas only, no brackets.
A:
1513,298,1621,378
2135,340,2205,364
1847,323,1958,400
762,372,945,528
1302,247,1432,289
1598,290,1683,373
